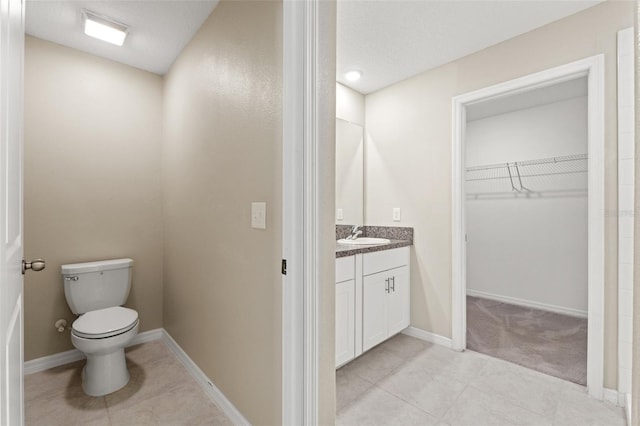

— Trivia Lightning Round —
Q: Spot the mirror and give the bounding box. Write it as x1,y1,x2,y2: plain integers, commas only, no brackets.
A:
335,118,363,225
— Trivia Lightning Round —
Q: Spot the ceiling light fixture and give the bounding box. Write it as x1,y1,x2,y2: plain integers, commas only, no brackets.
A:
345,70,362,82
82,10,128,46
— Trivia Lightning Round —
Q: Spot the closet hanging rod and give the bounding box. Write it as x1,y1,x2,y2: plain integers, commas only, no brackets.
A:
466,153,587,172
467,170,588,183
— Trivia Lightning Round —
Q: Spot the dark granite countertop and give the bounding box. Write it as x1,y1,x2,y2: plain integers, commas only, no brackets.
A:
336,238,412,258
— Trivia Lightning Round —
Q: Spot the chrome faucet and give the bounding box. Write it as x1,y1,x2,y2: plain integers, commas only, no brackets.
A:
347,225,363,240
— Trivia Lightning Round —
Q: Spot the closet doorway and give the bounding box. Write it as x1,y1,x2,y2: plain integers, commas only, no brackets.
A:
451,56,605,399
466,77,588,385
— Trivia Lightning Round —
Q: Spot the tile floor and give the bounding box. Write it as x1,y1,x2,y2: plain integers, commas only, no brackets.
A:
25,335,628,426
336,334,627,426
25,340,232,426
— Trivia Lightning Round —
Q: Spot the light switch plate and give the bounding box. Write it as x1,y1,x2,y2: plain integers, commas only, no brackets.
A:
336,208,343,221
251,202,267,229
393,208,401,222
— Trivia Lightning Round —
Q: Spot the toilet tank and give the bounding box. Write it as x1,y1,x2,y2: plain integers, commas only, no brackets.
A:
61,258,133,314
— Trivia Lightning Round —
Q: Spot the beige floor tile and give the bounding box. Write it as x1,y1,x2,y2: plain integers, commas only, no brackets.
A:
104,346,192,410
408,345,488,384
25,359,112,426
337,386,440,426
337,335,623,426
441,386,552,426
468,357,563,417
553,384,626,426
108,380,232,426
24,359,85,403
26,383,109,426
336,366,375,412
378,333,433,360
376,362,467,419
25,341,232,426
340,344,405,384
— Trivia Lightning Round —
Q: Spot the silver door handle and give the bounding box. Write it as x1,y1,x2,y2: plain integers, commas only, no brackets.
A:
385,278,389,294
22,258,46,275
390,276,395,292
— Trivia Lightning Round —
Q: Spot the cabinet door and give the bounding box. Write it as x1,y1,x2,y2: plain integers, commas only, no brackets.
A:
362,271,389,352
336,279,355,367
387,266,410,336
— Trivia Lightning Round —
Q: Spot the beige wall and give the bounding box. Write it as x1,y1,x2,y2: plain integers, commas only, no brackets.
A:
365,0,634,389
162,1,283,424
23,36,164,361
320,3,338,424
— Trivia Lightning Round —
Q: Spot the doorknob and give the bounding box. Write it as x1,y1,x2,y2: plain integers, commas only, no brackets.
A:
22,259,45,275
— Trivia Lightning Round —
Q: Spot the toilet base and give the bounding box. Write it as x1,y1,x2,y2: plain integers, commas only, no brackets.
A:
82,348,130,397
71,322,138,397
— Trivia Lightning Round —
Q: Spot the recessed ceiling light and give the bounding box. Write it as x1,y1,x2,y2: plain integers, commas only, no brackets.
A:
83,10,128,46
345,70,362,82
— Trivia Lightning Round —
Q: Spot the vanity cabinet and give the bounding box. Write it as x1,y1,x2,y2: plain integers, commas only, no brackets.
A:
335,246,410,368
335,256,356,367
362,265,409,352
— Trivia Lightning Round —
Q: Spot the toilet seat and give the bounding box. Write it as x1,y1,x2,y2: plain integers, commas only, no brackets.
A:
72,306,138,339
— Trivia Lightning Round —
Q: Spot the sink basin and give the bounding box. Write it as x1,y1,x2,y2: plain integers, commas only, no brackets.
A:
337,237,391,245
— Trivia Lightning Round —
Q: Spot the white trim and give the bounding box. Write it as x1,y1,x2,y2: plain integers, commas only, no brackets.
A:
625,393,632,424
130,327,163,345
451,55,606,400
603,388,620,406
23,328,163,375
466,290,587,318
402,326,452,349
617,27,634,401
23,348,83,376
302,1,320,423
282,1,305,424
282,1,321,424
161,330,250,426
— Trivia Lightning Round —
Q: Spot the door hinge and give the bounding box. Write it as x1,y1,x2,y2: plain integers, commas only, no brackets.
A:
281,259,287,275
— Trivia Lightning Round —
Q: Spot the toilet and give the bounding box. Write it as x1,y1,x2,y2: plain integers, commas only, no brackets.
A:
61,258,139,397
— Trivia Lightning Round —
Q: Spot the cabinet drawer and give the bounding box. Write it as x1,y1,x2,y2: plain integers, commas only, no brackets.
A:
363,246,409,276
336,256,355,283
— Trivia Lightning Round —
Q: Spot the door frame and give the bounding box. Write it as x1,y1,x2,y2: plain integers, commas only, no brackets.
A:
451,55,605,399
282,0,323,424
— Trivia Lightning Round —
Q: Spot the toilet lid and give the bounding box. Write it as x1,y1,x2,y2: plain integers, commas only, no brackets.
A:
72,307,138,338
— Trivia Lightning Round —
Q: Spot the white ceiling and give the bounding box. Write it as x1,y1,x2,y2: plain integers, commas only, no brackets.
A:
466,76,588,122
338,1,603,94
25,0,219,75
26,1,603,85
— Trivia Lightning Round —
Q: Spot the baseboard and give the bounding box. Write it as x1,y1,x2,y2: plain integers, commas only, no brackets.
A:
625,393,632,425
466,289,588,318
24,347,84,375
603,388,620,406
24,328,163,375
161,330,250,426
402,326,452,349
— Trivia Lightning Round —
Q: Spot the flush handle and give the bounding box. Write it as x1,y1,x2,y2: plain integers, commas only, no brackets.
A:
22,258,46,275
65,276,79,281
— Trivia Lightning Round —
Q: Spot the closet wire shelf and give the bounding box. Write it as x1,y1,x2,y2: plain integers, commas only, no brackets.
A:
466,154,588,198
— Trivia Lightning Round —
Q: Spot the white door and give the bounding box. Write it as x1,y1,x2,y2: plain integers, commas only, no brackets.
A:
387,266,410,336
362,271,389,352
335,279,355,367
1,0,25,423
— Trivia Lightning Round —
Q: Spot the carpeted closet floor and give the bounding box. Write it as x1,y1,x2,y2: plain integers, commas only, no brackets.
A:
466,296,587,385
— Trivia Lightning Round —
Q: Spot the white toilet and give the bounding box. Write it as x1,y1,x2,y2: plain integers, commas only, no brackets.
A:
61,258,139,397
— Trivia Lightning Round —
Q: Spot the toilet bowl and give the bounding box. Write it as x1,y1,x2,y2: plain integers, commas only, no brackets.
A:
70,306,139,396
61,258,138,397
